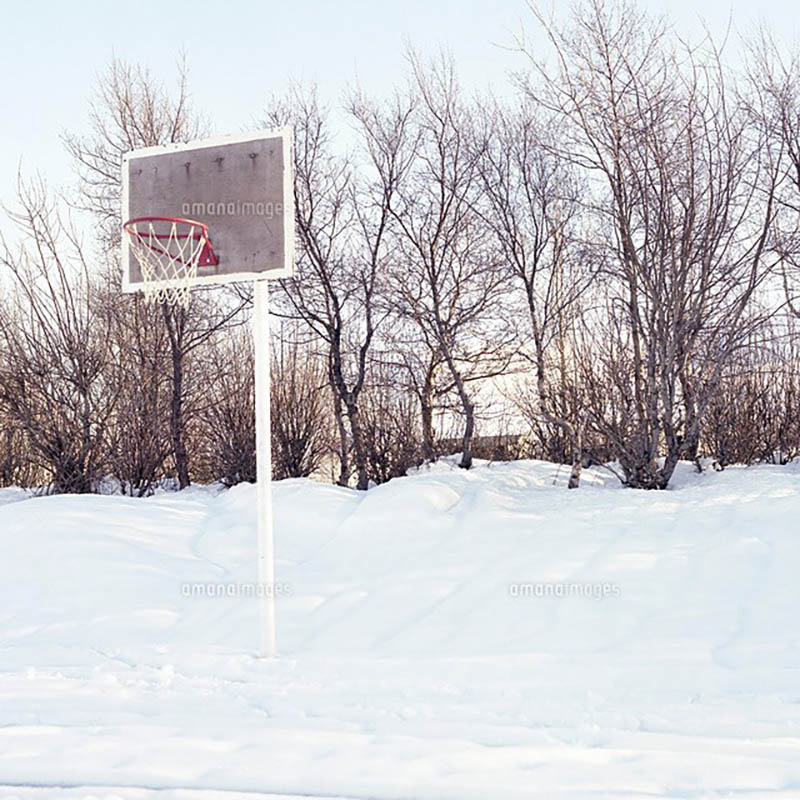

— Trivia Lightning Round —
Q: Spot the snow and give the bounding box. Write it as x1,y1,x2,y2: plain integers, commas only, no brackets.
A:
1,460,800,799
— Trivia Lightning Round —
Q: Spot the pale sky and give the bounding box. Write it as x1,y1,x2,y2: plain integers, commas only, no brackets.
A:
0,0,797,211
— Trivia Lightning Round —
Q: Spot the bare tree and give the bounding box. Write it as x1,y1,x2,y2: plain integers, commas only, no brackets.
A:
747,31,800,319
477,100,591,486
265,86,408,489
521,0,781,488
355,53,513,470
64,56,245,488
63,57,202,250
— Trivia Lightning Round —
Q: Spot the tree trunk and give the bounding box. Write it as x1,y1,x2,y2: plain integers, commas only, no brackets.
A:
170,350,190,489
567,419,583,489
459,396,475,470
332,393,350,487
531,310,583,488
421,400,436,462
163,303,190,490
656,446,681,490
437,339,475,470
420,366,436,462
346,401,370,490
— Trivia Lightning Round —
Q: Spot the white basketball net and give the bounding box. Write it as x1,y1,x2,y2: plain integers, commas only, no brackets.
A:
126,219,210,308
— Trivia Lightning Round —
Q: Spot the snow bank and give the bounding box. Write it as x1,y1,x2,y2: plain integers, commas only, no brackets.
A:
1,460,799,798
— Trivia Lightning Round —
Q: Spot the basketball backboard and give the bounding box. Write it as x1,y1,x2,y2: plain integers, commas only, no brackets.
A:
122,128,294,294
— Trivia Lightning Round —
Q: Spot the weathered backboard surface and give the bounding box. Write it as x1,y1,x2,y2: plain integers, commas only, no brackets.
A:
122,128,294,292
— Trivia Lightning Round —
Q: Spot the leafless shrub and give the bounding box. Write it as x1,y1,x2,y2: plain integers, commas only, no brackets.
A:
359,367,424,483
701,323,800,467
104,292,173,496
509,373,585,465
0,413,36,488
194,329,256,487
270,335,332,481
0,181,116,494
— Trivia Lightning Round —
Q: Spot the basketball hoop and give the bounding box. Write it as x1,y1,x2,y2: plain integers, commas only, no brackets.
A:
123,216,219,307
121,129,294,659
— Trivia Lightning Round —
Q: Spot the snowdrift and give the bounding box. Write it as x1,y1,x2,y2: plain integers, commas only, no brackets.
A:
1,460,799,799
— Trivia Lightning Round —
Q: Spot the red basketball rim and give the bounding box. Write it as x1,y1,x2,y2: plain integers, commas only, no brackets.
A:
123,216,219,267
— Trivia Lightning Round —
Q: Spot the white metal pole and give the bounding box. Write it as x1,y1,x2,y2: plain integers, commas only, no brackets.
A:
253,279,276,658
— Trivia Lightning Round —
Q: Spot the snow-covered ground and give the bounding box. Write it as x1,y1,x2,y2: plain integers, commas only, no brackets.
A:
1,460,800,799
